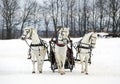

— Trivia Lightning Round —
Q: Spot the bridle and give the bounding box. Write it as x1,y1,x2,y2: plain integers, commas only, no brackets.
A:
77,33,97,50
22,29,48,51
89,34,97,47
57,29,69,45
21,29,33,40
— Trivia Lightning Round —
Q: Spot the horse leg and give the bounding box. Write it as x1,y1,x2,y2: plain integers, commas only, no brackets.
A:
37,54,45,73
57,60,61,73
85,55,89,75
61,66,65,75
37,60,43,73
88,53,91,64
55,52,61,73
85,54,90,75
31,54,36,73
80,54,85,73
37,48,46,73
37,58,42,73
32,61,36,73
81,61,84,73
60,58,66,75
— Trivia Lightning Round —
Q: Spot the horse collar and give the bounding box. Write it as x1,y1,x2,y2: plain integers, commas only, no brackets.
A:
56,43,65,47
30,43,43,47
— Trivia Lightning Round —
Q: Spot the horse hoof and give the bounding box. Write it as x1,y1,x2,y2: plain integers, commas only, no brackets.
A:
60,72,65,75
39,71,42,73
85,73,88,75
60,73,64,75
27,56,31,59
88,61,91,64
32,71,35,73
27,57,31,59
81,71,84,73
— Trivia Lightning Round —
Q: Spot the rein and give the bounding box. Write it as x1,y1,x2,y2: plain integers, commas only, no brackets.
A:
25,39,31,49
25,39,48,51
22,29,33,40
23,29,48,51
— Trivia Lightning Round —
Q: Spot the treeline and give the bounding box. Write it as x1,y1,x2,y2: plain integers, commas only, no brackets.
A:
0,0,120,39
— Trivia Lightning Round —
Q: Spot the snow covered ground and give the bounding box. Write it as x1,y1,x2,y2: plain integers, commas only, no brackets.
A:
0,37,120,84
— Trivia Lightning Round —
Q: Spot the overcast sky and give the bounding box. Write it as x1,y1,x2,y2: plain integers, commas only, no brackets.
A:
20,0,44,5
36,0,44,4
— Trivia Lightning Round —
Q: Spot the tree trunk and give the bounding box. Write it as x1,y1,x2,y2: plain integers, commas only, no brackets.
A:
83,0,87,34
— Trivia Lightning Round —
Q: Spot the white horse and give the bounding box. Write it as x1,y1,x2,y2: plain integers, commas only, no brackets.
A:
77,32,98,75
55,27,69,75
21,27,48,73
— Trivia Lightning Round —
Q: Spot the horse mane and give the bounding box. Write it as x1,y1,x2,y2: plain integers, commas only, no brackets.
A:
81,32,94,44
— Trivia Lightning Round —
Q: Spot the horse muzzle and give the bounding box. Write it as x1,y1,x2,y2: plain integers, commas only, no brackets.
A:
21,36,25,40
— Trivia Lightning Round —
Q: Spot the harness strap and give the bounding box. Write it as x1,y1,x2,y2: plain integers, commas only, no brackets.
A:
30,43,44,47
77,45,91,49
56,43,65,47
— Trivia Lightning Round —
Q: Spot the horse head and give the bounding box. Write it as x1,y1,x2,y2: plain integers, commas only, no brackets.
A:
57,27,69,44
89,32,98,48
21,27,37,40
82,32,98,48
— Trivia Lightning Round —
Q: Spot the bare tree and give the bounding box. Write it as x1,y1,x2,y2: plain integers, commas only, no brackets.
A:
83,0,87,34
0,0,19,39
109,0,120,33
59,0,64,26
48,0,59,35
96,0,108,32
92,0,95,31
69,0,76,36
42,1,51,37
20,0,37,35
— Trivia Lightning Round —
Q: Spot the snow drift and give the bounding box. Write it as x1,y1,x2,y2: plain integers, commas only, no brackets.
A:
0,38,120,84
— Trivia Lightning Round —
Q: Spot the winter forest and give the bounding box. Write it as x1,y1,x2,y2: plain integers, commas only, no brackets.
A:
0,0,120,39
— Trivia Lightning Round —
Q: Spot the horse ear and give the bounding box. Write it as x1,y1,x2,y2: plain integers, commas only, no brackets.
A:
67,27,70,34
66,27,69,31
31,28,37,34
34,28,37,32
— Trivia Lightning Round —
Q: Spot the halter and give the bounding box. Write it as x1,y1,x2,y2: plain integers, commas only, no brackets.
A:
22,29,48,51
89,33,97,47
56,29,69,47
77,33,96,50
25,38,48,51
22,29,33,40
21,28,49,64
